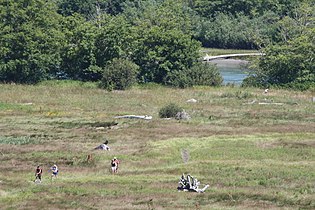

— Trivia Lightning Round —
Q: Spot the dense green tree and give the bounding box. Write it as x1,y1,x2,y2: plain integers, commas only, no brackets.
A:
133,26,201,84
60,14,99,81
243,2,315,90
195,12,281,49
57,0,105,18
123,0,198,35
84,1,202,86
120,0,202,84
94,15,137,67
0,0,65,84
57,0,129,18
104,0,127,15
196,13,253,49
190,0,302,18
277,1,315,43
244,31,315,90
189,0,309,49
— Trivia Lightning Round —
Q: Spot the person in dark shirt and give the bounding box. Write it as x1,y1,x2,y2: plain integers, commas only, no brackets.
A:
34,165,43,183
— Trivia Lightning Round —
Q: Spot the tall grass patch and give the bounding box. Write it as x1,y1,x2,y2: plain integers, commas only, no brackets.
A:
0,136,38,145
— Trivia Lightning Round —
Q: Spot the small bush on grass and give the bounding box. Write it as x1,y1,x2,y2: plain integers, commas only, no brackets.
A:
99,58,139,91
159,103,182,118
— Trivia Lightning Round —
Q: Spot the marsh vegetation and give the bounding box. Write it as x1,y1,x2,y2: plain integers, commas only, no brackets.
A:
0,82,314,209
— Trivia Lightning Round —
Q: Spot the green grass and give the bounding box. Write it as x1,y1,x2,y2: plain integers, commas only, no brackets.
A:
0,81,314,209
200,48,259,56
0,136,38,145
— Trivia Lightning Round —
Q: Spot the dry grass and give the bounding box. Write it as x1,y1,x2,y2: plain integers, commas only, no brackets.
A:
0,81,314,209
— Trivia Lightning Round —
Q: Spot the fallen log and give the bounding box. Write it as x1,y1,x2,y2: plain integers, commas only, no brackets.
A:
258,102,283,105
114,115,152,120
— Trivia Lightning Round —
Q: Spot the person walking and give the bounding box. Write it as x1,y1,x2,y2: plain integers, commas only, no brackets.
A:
34,165,43,183
110,157,120,174
51,164,59,179
94,140,110,150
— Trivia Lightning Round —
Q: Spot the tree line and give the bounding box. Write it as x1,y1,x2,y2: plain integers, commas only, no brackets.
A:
0,0,314,90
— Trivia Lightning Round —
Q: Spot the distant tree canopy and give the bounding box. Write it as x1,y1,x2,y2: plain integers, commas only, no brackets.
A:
190,0,301,18
0,0,314,89
57,0,105,18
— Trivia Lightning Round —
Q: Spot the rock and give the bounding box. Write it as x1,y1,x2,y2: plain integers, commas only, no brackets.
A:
186,99,197,103
96,127,105,130
175,110,190,120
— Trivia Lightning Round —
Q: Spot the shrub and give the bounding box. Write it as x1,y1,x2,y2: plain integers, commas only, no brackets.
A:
99,58,139,91
165,62,222,88
165,70,191,88
159,103,182,118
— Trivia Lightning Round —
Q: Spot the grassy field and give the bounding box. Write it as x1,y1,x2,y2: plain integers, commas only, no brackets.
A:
200,48,259,56
0,81,314,210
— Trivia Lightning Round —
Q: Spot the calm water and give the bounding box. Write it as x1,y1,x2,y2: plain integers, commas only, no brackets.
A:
210,59,249,85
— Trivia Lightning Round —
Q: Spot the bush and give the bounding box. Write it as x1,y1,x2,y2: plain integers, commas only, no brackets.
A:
165,70,191,88
159,103,182,118
99,58,139,91
165,62,222,88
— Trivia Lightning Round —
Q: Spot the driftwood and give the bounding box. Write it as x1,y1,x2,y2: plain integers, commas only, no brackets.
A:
177,174,209,193
258,102,283,105
244,100,283,105
114,115,152,120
